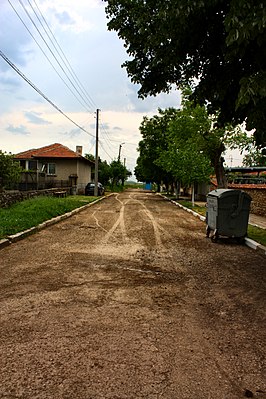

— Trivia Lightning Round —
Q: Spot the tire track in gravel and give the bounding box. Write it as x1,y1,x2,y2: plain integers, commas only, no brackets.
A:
128,193,172,248
100,193,169,249
101,194,130,244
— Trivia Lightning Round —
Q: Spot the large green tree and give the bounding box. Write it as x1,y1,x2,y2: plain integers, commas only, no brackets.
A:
105,0,266,148
135,89,241,188
134,108,177,191
157,104,213,189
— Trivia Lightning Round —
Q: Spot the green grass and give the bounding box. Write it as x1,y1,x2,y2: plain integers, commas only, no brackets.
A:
248,225,266,246
0,195,97,239
176,200,207,216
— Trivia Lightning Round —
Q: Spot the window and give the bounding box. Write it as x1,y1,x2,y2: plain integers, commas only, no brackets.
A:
47,163,56,175
28,160,37,170
41,163,56,175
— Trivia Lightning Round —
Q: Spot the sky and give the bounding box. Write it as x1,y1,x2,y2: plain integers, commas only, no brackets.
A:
0,0,242,179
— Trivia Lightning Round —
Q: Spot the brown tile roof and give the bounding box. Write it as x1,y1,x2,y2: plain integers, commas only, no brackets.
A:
229,183,266,189
15,143,91,161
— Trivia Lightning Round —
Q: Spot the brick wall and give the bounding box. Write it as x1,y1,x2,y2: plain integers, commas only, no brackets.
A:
229,184,266,217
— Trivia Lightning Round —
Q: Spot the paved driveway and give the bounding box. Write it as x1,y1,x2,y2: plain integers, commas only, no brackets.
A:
0,190,265,398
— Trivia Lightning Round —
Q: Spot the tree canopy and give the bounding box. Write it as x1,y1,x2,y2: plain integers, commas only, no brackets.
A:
0,150,22,190
109,160,131,187
134,108,177,190
105,0,266,147
134,90,242,188
156,104,213,187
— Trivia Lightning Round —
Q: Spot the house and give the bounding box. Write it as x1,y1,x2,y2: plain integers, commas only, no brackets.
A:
14,143,94,194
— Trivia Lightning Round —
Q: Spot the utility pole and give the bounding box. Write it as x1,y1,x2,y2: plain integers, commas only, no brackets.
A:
94,109,99,196
118,142,125,162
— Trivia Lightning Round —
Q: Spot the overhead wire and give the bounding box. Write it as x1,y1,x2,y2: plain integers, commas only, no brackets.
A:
0,49,94,137
6,0,138,164
100,126,118,152
99,141,115,161
12,0,94,113
99,118,139,164
28,0,97,110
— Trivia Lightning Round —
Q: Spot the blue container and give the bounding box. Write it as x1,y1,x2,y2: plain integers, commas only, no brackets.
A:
144,183,152,190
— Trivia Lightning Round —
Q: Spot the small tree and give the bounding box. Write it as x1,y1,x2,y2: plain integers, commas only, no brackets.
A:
98,160,111,186
0,150,22,190
109,160,131,188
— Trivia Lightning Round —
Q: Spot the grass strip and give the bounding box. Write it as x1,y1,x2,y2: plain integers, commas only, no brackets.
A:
247,225,266,247
0,195,97,239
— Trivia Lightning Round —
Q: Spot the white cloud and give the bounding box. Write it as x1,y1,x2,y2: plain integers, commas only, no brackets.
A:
0,0,182,178
6,124,30,135
24,111,51,125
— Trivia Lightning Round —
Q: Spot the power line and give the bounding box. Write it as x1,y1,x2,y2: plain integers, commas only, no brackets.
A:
29,0,97,110
11,0,93,113
9,0,136,157
99,141,115,161
5,1,138,167
8,0,91,113
0,49,94,137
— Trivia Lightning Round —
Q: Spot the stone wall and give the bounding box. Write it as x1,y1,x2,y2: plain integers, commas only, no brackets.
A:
229,184,266,217
0,188,70,208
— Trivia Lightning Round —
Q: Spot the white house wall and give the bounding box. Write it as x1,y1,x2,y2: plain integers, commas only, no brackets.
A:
44,158,91,193
77,160,92,193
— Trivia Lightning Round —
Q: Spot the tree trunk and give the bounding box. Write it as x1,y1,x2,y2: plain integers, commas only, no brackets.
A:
214,156,228,188
211,144,228,188
191,183,195,206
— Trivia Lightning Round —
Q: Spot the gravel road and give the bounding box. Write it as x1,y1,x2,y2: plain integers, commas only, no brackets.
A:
0,190,265,399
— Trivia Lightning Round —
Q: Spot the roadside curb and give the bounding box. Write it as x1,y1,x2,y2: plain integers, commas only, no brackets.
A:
159,193,266,256
0,238,11,249
0,194,114,249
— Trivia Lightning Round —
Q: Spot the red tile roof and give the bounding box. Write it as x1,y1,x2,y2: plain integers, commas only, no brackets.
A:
15,143,91,161
229,183,266,189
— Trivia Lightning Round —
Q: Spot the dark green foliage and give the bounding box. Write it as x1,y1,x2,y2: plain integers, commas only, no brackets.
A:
134,108,177,189
134,91,236,188
84,153,95,162
109,160,131,187
98,159,112,185
105,0,266,147
0,150,22,189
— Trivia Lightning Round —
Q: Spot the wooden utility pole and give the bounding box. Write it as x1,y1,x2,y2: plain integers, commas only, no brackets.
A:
94,109,99,196
118,142,125,162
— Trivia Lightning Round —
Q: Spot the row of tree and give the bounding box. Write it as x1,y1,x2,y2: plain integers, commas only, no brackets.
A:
134,89,265,192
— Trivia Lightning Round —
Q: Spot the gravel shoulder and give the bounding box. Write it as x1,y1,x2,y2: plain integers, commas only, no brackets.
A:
0,190,265,399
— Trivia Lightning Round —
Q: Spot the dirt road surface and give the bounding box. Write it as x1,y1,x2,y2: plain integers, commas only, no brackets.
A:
0,190,265,399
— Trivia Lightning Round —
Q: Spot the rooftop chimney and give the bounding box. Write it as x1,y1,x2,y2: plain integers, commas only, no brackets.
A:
76,145,82,155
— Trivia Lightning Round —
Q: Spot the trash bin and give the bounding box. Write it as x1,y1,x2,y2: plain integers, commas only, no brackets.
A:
206,189,251,242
